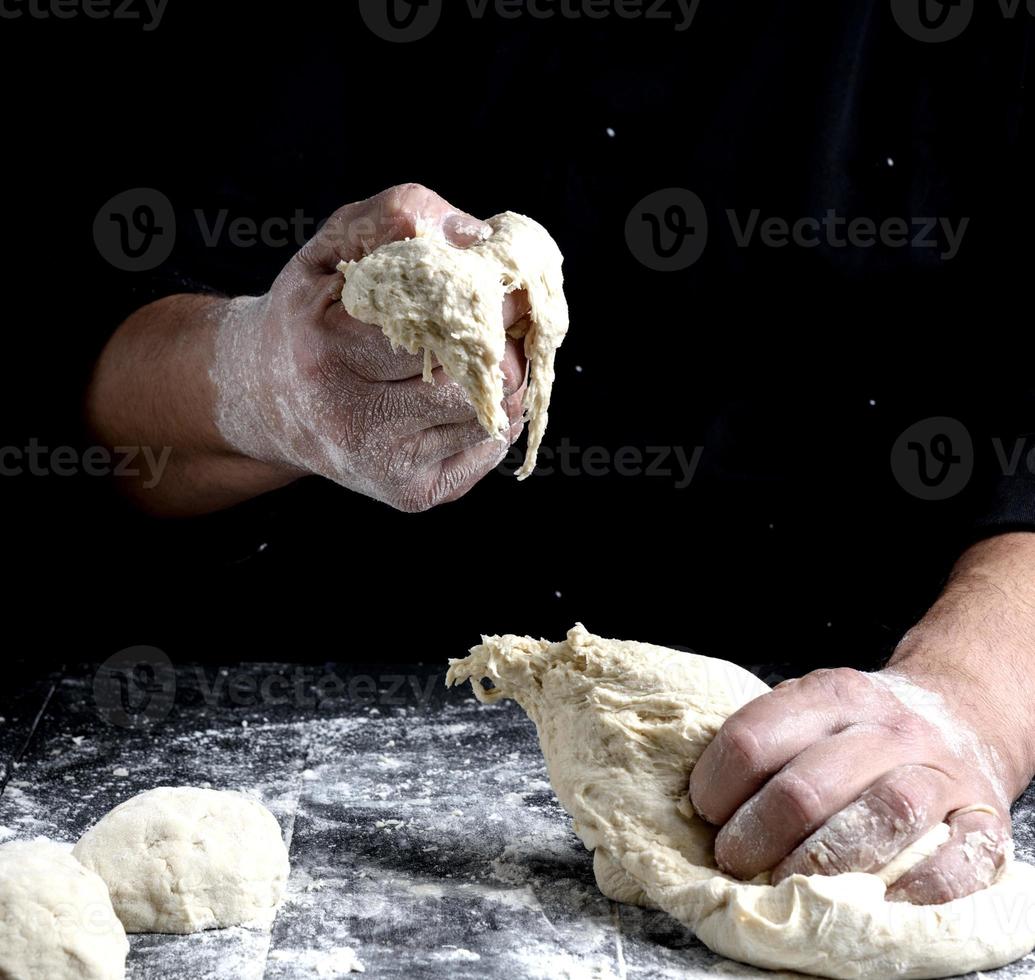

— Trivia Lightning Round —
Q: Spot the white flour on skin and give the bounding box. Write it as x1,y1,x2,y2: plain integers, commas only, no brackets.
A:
210,295,466,508
869,671,1010,807
338,211,569,479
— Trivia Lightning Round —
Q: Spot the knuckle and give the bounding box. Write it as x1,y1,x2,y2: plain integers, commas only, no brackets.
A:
387,181,430,205
868,778,927,833
796,835,851,876
822,666,868,695
382,182,433,224
769,772,827,829
883,708,926,742
718,718,765,772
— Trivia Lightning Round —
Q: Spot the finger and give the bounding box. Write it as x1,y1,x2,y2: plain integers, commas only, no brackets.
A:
713,726,914,879
322,312,434,383
386,375,479,428
500,337,529,402
386,343,529,431
299,183,491,273
324,287,529,387
771,764,953,884
690,669,871,827
413,395,526,464
503,290,531,331
402,437,513,512
886,806,1011,905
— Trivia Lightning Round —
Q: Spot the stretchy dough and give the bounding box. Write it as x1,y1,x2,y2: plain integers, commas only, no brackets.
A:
0,840,128,980
338,211,569,479
446,624,1035,979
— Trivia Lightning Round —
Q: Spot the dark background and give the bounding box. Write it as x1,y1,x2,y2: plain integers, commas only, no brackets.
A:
3,0,1034,679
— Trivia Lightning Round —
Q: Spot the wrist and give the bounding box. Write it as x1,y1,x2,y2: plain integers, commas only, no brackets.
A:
888,534,1035,800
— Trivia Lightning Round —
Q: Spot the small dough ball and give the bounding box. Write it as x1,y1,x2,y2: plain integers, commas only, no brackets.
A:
73,787,289,934
0,839,128,980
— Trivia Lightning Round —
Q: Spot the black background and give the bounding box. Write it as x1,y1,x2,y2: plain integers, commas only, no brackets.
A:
3,0,1034,678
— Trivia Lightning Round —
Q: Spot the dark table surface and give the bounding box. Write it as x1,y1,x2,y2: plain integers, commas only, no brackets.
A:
2,659,1033,980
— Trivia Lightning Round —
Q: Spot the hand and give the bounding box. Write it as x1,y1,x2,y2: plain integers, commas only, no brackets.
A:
688,664,1013,904
211,183,529,512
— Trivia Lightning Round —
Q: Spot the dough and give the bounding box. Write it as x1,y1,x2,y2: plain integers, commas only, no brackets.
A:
72,787,290,935
0,840,128,980
446,624,1035,979
338,211,569,479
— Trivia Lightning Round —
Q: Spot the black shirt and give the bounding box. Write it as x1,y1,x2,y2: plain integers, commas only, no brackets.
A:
5,0,1035,672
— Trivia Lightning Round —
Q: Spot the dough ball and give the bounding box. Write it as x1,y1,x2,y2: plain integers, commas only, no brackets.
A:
0,839,128,980
73,787,289,934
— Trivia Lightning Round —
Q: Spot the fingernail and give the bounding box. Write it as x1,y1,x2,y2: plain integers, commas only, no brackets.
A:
443,212,492,247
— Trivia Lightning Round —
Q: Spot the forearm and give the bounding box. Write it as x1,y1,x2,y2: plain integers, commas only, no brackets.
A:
85,293,300,516
888,532,1035,800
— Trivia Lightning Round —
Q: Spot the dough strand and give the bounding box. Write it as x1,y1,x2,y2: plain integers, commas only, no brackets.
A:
338,211,569,479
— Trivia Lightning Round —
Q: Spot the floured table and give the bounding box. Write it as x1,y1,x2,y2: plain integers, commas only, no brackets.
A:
2,660,1034,979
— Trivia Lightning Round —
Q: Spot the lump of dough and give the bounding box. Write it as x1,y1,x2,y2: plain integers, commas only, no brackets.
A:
446,624,1035,980
72,787,290,935
0,839,128,980
338,211,569,479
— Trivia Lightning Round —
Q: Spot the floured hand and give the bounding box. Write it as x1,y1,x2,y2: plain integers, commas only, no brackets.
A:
689,665,1013,904
210,183,529,512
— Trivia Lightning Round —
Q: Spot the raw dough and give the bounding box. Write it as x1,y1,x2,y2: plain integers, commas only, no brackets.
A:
0,839,128,980
338,211,569,479
446,624,1035,979
72,787,290,935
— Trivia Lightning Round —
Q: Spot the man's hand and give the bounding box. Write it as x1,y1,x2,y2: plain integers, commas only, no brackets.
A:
88,184,528,515
689,533,1035,905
